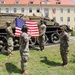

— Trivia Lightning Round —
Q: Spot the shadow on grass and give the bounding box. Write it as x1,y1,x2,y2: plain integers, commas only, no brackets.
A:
5,63,21,74
40,56,61,66
69,54,75,63
29,45,40,51
0,51,8,56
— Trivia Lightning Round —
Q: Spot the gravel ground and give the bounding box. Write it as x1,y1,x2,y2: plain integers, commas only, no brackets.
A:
69,36,75,40
69,36,75,44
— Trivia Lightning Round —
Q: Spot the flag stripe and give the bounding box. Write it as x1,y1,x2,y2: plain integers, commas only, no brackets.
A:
28,30,38,32
28,27,38,29
15,33,21,35
15,27,21,30
15,30,22,33
15,18,39,37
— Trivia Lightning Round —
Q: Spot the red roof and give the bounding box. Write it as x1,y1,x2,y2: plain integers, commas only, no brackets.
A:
0,0,75,5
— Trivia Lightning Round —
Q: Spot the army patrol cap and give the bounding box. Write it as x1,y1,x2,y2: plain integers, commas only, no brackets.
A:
40,19,44,23
21,24,28,32
6,21,11,24
22,24,28,29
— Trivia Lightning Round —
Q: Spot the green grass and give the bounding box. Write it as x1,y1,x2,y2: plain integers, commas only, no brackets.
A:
71,30,75,36
0,37,75,75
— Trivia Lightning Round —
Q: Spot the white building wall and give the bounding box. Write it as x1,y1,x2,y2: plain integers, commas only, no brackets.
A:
0,5,75,29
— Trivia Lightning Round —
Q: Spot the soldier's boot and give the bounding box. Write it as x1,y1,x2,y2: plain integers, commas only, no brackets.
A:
22,70,30,75
63,64,67,67
62,63,67,67
40,46,44,51
8,53,13,56
11,52,14,55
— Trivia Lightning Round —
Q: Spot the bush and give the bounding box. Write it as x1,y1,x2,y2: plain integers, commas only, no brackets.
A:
71,30,75,36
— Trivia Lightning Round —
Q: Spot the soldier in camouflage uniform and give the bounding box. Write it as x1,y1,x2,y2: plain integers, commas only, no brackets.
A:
6,21,14,56
39,19,46,51
19,25,31,74
59,26,69,67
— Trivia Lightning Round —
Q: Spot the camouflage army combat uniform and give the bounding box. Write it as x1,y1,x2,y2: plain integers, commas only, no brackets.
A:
6,21,14,56
19,25,31,74
59,26,69,66
39,20,46,51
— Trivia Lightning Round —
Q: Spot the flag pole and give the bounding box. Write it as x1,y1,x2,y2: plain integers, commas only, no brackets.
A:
26,1,28,16
40,0,43,16
52,5,56,19
52,5,54,19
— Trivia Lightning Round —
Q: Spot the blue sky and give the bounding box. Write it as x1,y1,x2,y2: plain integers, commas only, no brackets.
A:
72,0,75,2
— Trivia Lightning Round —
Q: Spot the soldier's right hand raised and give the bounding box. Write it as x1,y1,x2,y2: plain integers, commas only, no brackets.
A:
13,34,15,37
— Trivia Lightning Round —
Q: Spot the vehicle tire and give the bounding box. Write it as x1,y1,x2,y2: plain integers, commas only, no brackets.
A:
29,37,36,46
51,33,60,44
36,34,48,45
0,36,7,51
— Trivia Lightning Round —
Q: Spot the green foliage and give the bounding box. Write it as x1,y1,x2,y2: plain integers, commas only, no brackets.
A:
0,37,75,75
71,30,75,36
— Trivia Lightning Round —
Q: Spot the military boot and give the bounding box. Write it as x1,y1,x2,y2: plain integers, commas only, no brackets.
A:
22,70,30,75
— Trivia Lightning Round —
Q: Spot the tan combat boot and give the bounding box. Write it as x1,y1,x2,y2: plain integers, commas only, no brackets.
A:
22,70,30,75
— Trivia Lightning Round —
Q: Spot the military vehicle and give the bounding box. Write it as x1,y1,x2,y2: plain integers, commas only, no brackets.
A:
0,13,72,51
0,13,24,50
27,14,72,44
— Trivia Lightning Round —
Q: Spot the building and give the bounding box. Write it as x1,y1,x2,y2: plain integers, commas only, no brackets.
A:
0,0,75,29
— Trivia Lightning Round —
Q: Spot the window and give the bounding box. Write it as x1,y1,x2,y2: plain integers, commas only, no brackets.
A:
53,17,56,21
41,1,50,4
29,1,33,4
6,8,9,13
74,8,75,13
45,13,48,17
60,17,63,22
29,8,32,13
44,8,49,17
67,8,70,13
74,17,75,21
36,8,40,13
13,8,17,13
56,1,61,4
67,17,70,22
0,1,5,4
21,8,24,13
0,8,1,13
15,1,20,4
44,2,48,4
60,8,63,13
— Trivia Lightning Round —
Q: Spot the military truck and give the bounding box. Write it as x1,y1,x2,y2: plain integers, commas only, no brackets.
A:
0,13,72,51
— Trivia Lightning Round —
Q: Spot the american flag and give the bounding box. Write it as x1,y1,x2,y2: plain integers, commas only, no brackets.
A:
52,7,56,14
15,18,39,37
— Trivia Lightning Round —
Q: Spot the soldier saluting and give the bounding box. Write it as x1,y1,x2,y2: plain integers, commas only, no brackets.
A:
56,26,69,67
19,24,31,74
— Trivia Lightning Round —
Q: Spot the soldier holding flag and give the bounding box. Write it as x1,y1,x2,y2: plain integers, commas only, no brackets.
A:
56,26,69,67
39,19,46,51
